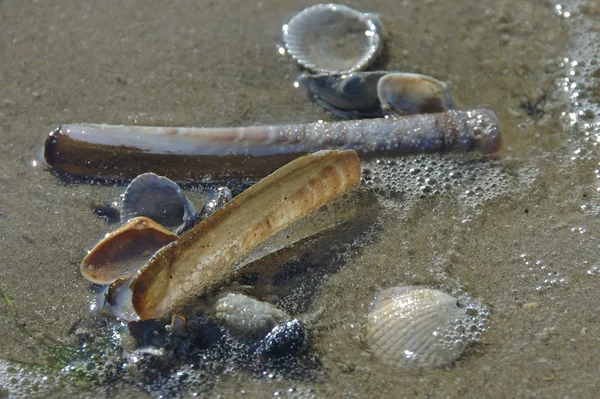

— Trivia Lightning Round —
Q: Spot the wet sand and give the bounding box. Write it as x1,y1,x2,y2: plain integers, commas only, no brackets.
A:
1,0,600,397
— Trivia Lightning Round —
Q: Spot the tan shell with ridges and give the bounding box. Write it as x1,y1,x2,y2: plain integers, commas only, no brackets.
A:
130,149,362,320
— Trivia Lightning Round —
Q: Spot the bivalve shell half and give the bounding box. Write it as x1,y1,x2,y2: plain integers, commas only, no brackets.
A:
122,172,197,235
366,286,487,368
283,4,383,73
377,73,456,116
81,216,178,285
297,72,386,119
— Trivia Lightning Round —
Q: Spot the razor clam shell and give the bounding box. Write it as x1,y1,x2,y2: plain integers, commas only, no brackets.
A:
129,149,362,320
80,216,178,285
283,4,383,74
43,109,502,182
377,73,456,116
297,72,386,119
231,190,380,311
121,172,197,235
366,286,468,368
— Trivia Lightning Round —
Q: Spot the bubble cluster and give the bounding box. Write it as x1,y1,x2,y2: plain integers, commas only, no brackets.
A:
361,154,536,216
439,295,490,350
552,16,600,216
0,362,56,398
519,253,568,292
0,346,123,398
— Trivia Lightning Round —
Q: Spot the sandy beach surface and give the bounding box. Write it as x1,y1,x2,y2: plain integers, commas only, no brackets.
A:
1,0,600,397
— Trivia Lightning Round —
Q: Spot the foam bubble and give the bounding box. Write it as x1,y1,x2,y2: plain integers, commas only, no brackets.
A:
361,154,538,218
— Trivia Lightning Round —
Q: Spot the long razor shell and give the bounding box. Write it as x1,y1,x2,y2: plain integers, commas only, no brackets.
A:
43,109,501,182
130,149,361,320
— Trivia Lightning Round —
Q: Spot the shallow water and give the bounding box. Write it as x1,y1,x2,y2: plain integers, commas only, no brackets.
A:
1,0,600,397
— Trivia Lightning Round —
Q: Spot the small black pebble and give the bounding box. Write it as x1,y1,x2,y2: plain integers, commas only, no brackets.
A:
90,200,120,223
255,319,307,359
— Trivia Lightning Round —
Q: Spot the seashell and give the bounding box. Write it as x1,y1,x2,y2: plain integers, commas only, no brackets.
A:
298,71,455,119
213,292,289,337
297,72,386,119
129,149,362,320
80,216,178,285
283,4,383,74
377,73,456,116
43,109,501,182
122,172,197,235
198,186,233,220
366,286,486,368
104,276,138,321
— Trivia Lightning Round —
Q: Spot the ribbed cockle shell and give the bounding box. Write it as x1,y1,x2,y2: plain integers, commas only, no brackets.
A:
366,286,474,368
283,4,383,74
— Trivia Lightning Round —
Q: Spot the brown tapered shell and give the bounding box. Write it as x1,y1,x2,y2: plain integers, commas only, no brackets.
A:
130,149,361,320
81,217,178,285
43,109,501,183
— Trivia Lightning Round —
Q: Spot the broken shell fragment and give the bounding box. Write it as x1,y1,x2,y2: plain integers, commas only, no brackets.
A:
43,109,501,182
80,216,178,285
377,73,455,116
130,149,362,320
366,286,487,368
213,292,289,337
283,4,383,73
122,172,197,235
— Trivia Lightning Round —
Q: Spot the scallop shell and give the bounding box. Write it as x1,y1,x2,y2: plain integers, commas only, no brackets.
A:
283,4,383,73
122,172,197,235
366,286,485,368
377,73,456,115
80,216,178,285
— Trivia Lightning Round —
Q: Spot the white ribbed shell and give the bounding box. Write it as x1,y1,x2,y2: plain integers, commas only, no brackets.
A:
283,4,382,74
366,286,468,368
